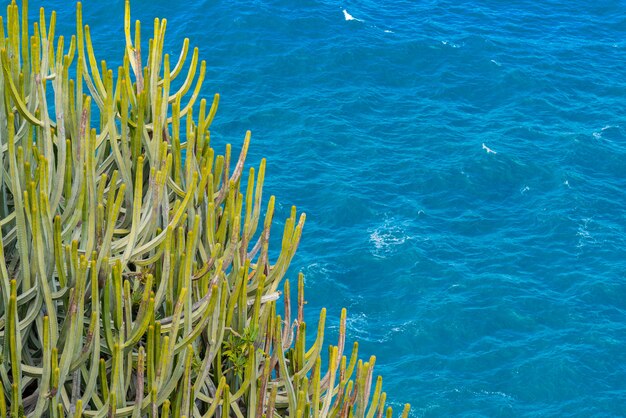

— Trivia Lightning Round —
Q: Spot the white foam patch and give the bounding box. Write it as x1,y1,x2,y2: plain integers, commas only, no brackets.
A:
368,217,411,257
341,9,394,33
576,217,598,248
345,312,390,343
482,143,497,154
592,124,619,139
441,40,461,48
302,262,347,287
343,9,362,22
479,389,515,400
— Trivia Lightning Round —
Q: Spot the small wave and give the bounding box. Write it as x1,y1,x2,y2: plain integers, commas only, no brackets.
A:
341,9,394,34
369,228,407,252
302,262,348,288
343,9,362,22
345,310,416,344
441,40,462,48
576,218,598,249
490,59,502,66
303,262,330,278
345,312,389,343
478,389,515,400
368,217,412,258
592,125,619,139
482,143,497,154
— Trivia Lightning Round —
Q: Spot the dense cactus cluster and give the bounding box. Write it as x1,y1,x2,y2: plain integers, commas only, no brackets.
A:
0,1,410,416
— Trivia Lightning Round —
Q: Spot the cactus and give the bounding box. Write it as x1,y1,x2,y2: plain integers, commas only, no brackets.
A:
0,1,410,417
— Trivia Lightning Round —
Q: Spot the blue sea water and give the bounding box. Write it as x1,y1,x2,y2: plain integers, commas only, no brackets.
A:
28,0,626,415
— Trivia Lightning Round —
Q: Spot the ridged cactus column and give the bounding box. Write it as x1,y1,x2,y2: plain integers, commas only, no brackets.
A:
0,1,410,416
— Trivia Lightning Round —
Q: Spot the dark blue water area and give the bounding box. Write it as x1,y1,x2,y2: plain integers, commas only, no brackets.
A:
27,0,626,415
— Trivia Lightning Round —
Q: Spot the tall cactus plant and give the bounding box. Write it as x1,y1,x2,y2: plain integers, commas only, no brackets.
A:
0,1,410,417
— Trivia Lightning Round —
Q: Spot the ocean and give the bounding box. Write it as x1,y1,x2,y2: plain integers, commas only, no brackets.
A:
29,0,626,415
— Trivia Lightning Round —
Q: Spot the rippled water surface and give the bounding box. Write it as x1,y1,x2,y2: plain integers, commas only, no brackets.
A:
30,0,626,415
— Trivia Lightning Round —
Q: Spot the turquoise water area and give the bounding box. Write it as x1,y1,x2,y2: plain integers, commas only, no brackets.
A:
29,0,626,415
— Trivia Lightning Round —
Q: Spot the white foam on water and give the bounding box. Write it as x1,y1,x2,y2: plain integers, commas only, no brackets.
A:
576,217,597,248
302,261,350,284
343,9,362,21
368,217,412,258
482,143,497,154
593,125,618,139
345,312,389,343
490,59,502,66
520,186,530,194
479,389,514,400
441,40,461,48
370,228,406,249
341,9,394,33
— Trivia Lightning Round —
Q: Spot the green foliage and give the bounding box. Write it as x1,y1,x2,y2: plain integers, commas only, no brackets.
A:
223,326,257,380
0,0,410,417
